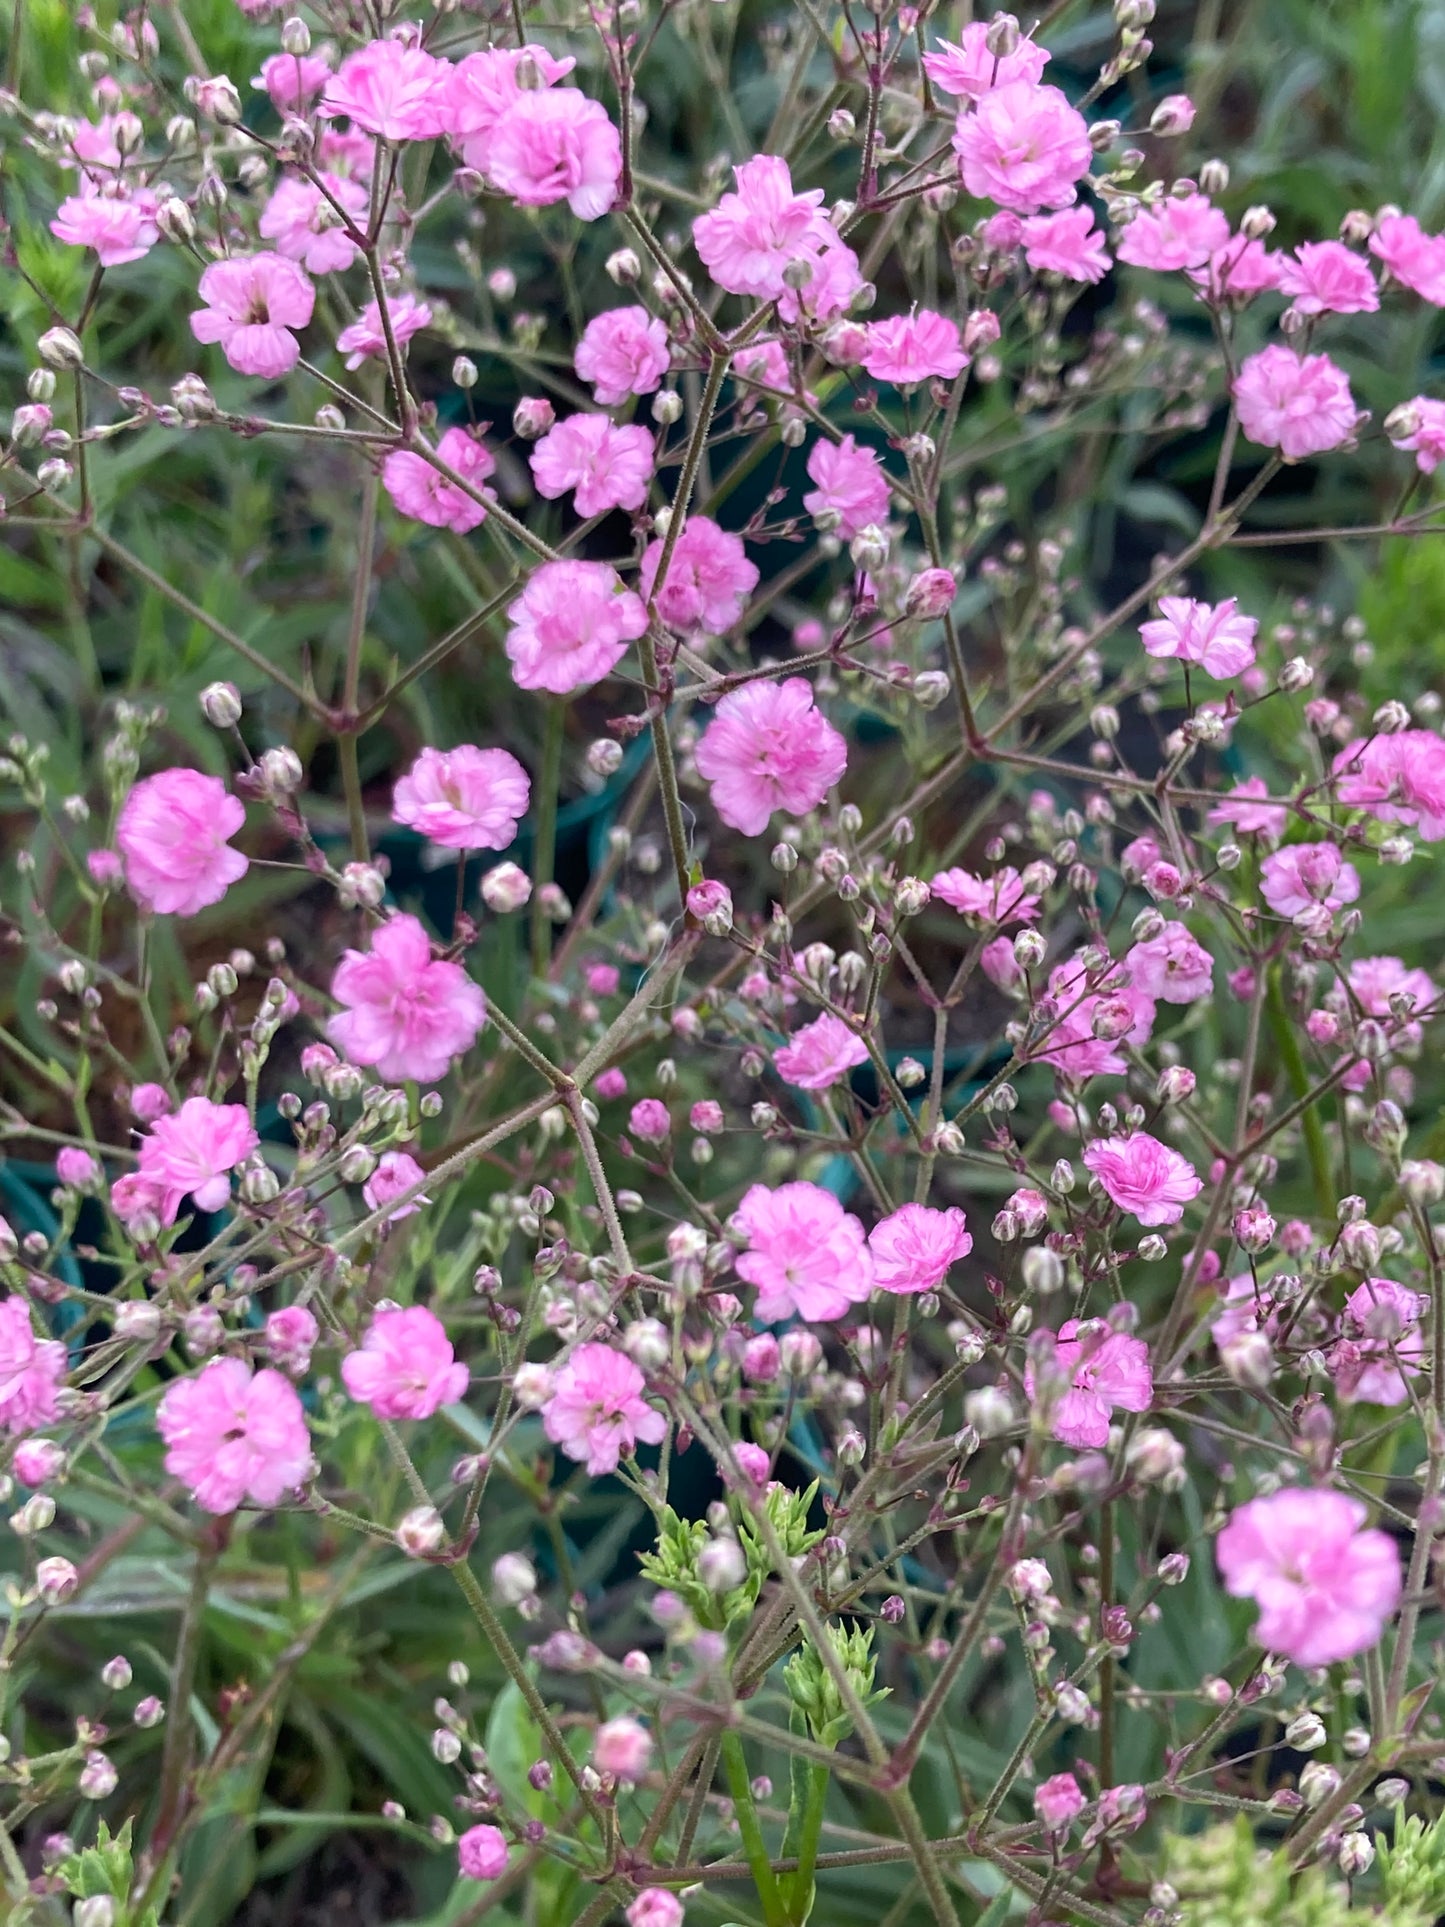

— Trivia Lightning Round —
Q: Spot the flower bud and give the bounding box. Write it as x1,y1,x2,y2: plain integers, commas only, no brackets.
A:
1285,1712,1327,1751
101,1655,132,1690
396,1506,446,1558
651,389,684,425
1150,93,1196,136
492,1552,537,1604
697,1536,746,1590
904,567,957,620
38,326,84,369
911,670,951,709
79,1750,118,1799
512,394,555,438
36,1555,78,1603
1298,1761,1340,1808
849,524,889,572
1220,1329,1274,1389
281,14,311,53
605,246,642,285
200,681,242,728
1338,1832,1375,1877
74,1897,116,1927
481,861,532,912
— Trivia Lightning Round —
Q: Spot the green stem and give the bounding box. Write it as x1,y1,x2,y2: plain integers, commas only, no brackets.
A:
722,1729,789,1927
530,697,565,977
1265,965,1335,1216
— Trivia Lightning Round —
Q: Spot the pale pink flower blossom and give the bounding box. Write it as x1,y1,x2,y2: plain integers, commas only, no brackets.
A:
1030,1319,1152,1447
1259,843,1360,918
137,1098,259,1224
574,306,670,404
1279,241,1379,316
1388,396,1445,473
503,559,647,693
1369,212,1445,304
190,253,314,377
109,1170,166,1233
342,1305,467,1418
952,81,1093,213
542,1342,666,1475
1190,234,1285,300
157,1358,311,1513
382,426,494,532
1031,956,1156,1079
319,39,451,141
627,1891,684,1927
923,25,1049,98
130,1083,172,1123
693,678,848,835
1020,207,1110,282
530,413,655,517
868,1203,972,1295
802,434,890,536
458,1825,509,1881
1082,1132,1201,1225
1126,925,1214,1003
1332,731,1445,838
628,1099,671,1142
51,189,158,266
1115,193,1229,271
777,231,865,325
254,49,335,114
1035,1773,1086,1831
328,912,487,1083
862,309,968,386
773,1012,869,1091
1332,1278,1426,1406
392,744,529,849
56,1148,101,1188
931,865,1039,925
264,1306,319,1374
362,1151,430,1223
337,291,431,369
1207,776,1287,839
441,45,576,170
1233,346,1359,460
692,155,835,299
593,1716,653,1782
0,1298,66,1436
639,517,759,635
734,1181,873,1321
117,768,248,917
258,172,368,275
487,89,621,219
1140,597,1258,678
1216,1487,1401,1666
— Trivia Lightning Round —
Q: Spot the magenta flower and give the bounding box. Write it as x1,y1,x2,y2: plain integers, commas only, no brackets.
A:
259,173,368,275
361,1150,430,1224
488,89,621,220
342,1305,467,1419
1216,1487,1401,1666
639,516,759,635
1259,842,1360,918
802,434,890,538
1207,776,1287,840
868,1203,972,1295
51,189,158,267
0,1298,66,1437
1125,924,1214,1003
1082,1132,1201,1226
319,39,451,141
923,25,1049,98
1280,240,1379,316
157,1358,311,1514
693,678,847,835
391,744,529,850
931,865,1039,926
574,306,671,405
1115,193,1229,271
137,1098,259,1224
530,413,655,517
952,81,1093,213
441,44,576,170
1020,207,1110,282
382,426,494,533
458,1824,509,1882
116,768,248,917
862,309,968,386
1232,346,1358,460
1139,596,1258,679
693,155,835,299
503,559,647,694
1370,212,1445,303
773,1012,870,1091
1031,1319,1153,1447
628,1099,671,1142
328,912,487,1084
1332,1278,1426,1406
190,254,314,378
541,1341,666,1475
734,1181,873,1322
337,291,432,369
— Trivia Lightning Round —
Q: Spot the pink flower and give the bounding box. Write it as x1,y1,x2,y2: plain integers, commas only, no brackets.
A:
1332,1278,1426,1406
952,81,1093,214
1280,241,1378,316
0,1298,66,1436
777,231,864,325
931,865,1039,926
503,559,647,694
1191,234,1285,301
1233,346,1359,460
595,1067,627,1100
1369,213,1445,304
191,253,314,377
392,744,529,849
1115,193,1230,271
441,44,576,170
362,1150,430,1223
337,291,431,369
691,1100,724,1133
264,1306,319,1374
905,567,958,619
110,1170,166,1233
1216,1487,1401,1666
382,426,494,532
693,679,848,835
342,1305,467,1417
56,1147,100,1188
458,1824,509,1881
593,1716,652,1782
542,1341,666,1475
1082,1132,1201,1226
1126,925,1213,1003
803,434,890,537
117,768,248,917
1347,953,1435,1023
627,1891,684,1927
157,1358,311,1513
13,1438,65,1486
574,306,671,405
328,913,487,1083
131,1083,172,1122
1208,776,1287,839
773,1012,869,1091
1032,956,1156,1079
51,189,158,266
868,1203,972,1295
253,49,335,115
1259,843,1360,918
693,155,835,298
1140,596,1258,678
862,309,968,386
639,517,759,635
923,25,1049,98
530,414,655,517
734,1181,873,1322
1021,207,1110,282
319,39,451,141
628,1099,671,1142
259,172,368,275
488,89,621,219
1035,1773,1085,1831
1030,1319,1152,1447
1333,731,1445,839
137,1098,259,1224
1388,396,1445,473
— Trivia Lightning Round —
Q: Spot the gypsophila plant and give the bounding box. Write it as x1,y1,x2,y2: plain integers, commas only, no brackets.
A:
3,0,1445,1921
